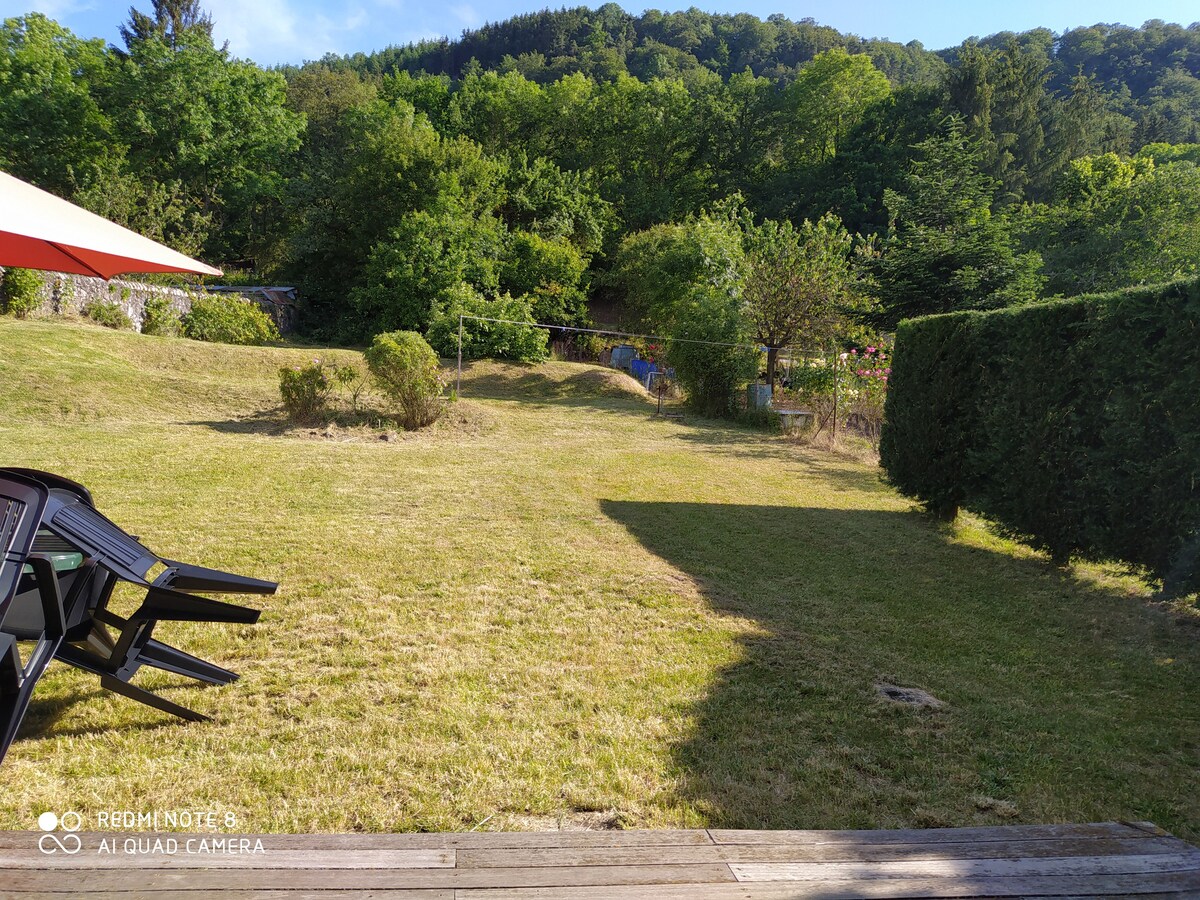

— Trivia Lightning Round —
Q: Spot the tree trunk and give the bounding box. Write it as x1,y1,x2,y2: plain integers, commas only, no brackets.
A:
765,346,778,396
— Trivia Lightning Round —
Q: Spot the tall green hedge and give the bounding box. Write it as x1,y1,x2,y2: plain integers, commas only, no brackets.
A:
881,277,1200,593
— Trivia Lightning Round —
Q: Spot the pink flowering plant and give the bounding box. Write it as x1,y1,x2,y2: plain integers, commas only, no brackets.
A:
840,342,891,445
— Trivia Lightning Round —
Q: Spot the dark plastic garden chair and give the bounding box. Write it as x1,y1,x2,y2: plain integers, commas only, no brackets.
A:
0,471,69,764
0,469,276,764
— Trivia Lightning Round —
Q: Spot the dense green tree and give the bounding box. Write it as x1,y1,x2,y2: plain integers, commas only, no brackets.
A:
499,230,589,326
110,6,302,262
0,15,114,197
784,84,946,232
1018,151,1200,295
498,152,613,255
119,0,214,51
692,68,780,198
867,119,1044,330
349,209,503,334
782,49,891,165
425,286,549,362
284,97,501,332
945,41,1054,201
610,204,757,416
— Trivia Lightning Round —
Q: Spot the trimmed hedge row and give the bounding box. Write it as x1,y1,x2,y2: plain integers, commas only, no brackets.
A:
880,277,1200,593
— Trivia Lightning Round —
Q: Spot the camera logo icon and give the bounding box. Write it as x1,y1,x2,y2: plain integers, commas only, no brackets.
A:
37,811,82,855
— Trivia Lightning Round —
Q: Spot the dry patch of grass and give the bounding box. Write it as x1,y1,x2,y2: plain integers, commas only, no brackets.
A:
0,319,1196,842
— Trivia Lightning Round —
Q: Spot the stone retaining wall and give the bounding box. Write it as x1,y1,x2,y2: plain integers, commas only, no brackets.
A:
0,268,296,334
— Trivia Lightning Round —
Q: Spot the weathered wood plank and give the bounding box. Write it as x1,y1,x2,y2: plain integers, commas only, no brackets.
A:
730,852,1200,882
0,848,454,869
6,893,454,900
0,829,713,851
454,836,1190,869
708,822,1149,846
0,862,739,891
455,870,1200,899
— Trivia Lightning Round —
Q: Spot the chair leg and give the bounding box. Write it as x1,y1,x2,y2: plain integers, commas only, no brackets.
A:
138,640,239,685
156,560,277,596
0,557,69,763
98,674,209,723
0,636,19,695
0,632,62,764
139,587,261,624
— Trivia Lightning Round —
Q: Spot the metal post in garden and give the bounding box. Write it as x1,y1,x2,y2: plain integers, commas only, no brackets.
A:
457,314,463,398
831,351,839,443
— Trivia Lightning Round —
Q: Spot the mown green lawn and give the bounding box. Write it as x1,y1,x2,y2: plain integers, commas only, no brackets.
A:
0,318,1196,840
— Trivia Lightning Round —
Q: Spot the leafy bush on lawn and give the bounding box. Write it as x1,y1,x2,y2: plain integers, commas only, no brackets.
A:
182,294,279,345
365,330,445,430
140,295,181,336
83,299,133,330
1,267,44,318
279,359,361,424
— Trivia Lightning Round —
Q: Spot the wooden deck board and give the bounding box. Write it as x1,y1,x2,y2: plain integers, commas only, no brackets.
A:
1,823,1196,898
453,836,1188,869
0,829,714,851
707,822,1155,845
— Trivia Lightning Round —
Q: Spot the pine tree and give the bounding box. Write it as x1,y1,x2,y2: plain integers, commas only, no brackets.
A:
866,117,1044,330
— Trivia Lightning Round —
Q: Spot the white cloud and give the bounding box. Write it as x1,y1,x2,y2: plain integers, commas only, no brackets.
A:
449,3,479,27
206,0,377,65
200,0,463,65
27,0,95,19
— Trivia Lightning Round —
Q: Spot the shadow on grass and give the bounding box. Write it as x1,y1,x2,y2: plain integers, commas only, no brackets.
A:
18,678,222,743
601,500,1199,834
183,409,285,435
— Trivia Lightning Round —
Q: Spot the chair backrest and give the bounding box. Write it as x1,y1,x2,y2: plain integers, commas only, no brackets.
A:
0,473,49,624
0,468,93,507
42,493,159,584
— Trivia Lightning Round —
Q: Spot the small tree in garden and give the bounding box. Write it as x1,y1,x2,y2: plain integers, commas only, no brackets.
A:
741,213,857,394
610,202,757,417
365,330,445,430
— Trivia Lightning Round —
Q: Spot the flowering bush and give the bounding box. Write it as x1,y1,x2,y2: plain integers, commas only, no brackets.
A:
840,344,891,445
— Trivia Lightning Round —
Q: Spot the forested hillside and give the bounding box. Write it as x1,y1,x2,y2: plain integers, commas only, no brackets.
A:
2,2,1198,343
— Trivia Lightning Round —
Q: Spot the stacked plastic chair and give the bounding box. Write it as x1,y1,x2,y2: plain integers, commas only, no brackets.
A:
0,468,275,764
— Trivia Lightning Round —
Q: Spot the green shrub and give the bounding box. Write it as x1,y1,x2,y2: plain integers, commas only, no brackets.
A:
182,294,280,345
668,336,759,418
425,285,549,362
140,295,181,336
279,361,334,424
660,289,759,419
365,331,445,430
278,360,360,424
881,277,1200,592
1,267,44,318
82,299,133,330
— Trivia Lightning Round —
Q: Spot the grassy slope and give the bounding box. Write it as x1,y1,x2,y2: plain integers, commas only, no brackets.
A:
0,319,1196,839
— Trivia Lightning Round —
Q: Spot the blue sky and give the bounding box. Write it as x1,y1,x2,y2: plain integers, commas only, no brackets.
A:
7,0,1199,67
